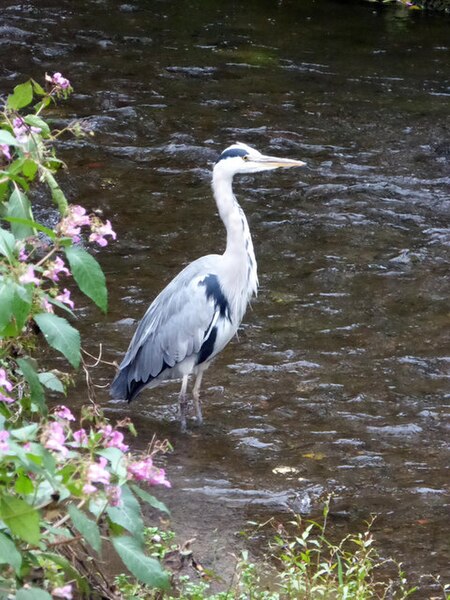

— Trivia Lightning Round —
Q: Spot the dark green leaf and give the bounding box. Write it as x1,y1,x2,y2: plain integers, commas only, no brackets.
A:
38,371,65,394
68,504,102,554
131,484,170,515
107,504,144,541
112,535,169,589
16,589,52,600
31,79,46,96
7,81,33,110
0,531,22,573
6,188,34,239
34,313,81,368
17,358,46,413
0,495,40,545
0,227,15,261
65,245,108,312
3,216,56,240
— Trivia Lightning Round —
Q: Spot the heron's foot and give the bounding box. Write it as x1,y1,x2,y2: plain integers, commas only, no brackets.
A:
178,393,188,433
193,392,203,426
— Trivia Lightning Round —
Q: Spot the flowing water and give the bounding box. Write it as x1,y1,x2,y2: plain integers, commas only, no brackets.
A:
1,0,450,594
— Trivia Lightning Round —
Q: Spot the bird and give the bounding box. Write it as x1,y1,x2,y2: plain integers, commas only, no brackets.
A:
110,142,305,431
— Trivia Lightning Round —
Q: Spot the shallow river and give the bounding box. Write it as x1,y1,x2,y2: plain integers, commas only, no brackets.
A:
1,0,449,595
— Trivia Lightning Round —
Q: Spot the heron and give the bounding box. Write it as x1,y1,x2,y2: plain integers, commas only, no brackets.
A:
110,142,305,431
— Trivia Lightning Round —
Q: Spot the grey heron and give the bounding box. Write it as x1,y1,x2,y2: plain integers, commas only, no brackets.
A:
110,142,305,431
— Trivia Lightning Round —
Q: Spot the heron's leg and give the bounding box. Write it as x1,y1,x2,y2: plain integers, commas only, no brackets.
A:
192,371,204,425
178,374,189,433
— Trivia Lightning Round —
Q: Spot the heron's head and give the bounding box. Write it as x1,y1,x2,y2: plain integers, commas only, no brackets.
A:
214,142,306,177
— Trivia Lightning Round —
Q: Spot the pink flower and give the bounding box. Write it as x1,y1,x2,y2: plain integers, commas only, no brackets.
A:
54,405,75,421
0,144,11,161
0,369,13,392
52,584,73,599
127,457,171,487
51,72,71,90
55,288,74,310
12,117,40,143
87,457,110,485
44,421,68,456
89,219,116,247
82,483,97,495
44,256,70,281
18,247,28,261
100,424,129,452
59,205,90,241
73,428,88,446
0,431,10,453
41,297,54,313
19,265,40,285
0,392,14,404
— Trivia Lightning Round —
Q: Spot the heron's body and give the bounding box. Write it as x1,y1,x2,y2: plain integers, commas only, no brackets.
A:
110,143,305,430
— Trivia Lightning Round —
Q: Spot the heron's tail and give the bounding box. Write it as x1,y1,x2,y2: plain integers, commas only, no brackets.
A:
110,366,151,403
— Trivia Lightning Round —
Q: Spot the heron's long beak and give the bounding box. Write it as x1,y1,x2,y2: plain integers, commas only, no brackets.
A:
255,155,306,168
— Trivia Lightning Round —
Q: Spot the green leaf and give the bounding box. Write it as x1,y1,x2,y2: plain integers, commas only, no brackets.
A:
0,129,20,147
6,188,34,239
24,115,51,137
40,552,90,595
16,589,52,600
7,81,33,110
65,245,108,312
10,423,39,441
22,159,39,179
31,78,46,96
15,472,35,495
3,216,56,240
0,495,40,545
0,280,32,337
97,447,127,479
17,358,46,413
38,371,65,394
131,483,170,515
107,503,144,541
111,535,169,589
68,504,102,554
0,227,15,262
34,313,80,368
41,171,68,214
0,531,22,573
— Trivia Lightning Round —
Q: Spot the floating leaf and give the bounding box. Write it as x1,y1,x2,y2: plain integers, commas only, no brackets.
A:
112,535,169,589
0,531,22,573
68,504,102,553
302,452,325,461
34,313,80,368
65,245,108,312
131,484,170,515
7,81,33,110
0,495,40,545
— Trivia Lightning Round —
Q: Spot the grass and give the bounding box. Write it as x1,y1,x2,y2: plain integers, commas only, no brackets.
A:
112,500,441,599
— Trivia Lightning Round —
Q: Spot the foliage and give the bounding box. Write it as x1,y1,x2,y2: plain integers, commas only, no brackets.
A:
0,75,171,598
114,506,420,600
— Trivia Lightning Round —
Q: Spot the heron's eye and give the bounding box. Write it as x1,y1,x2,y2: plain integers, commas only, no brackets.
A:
243,155,249,161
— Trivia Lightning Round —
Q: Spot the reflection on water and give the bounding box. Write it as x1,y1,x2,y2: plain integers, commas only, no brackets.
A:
1,0,449,592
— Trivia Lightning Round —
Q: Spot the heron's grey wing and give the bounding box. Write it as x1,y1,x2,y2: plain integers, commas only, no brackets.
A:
118,262,225,389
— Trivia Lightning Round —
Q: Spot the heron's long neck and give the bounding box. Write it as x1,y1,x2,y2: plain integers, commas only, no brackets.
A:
212,173,258,300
